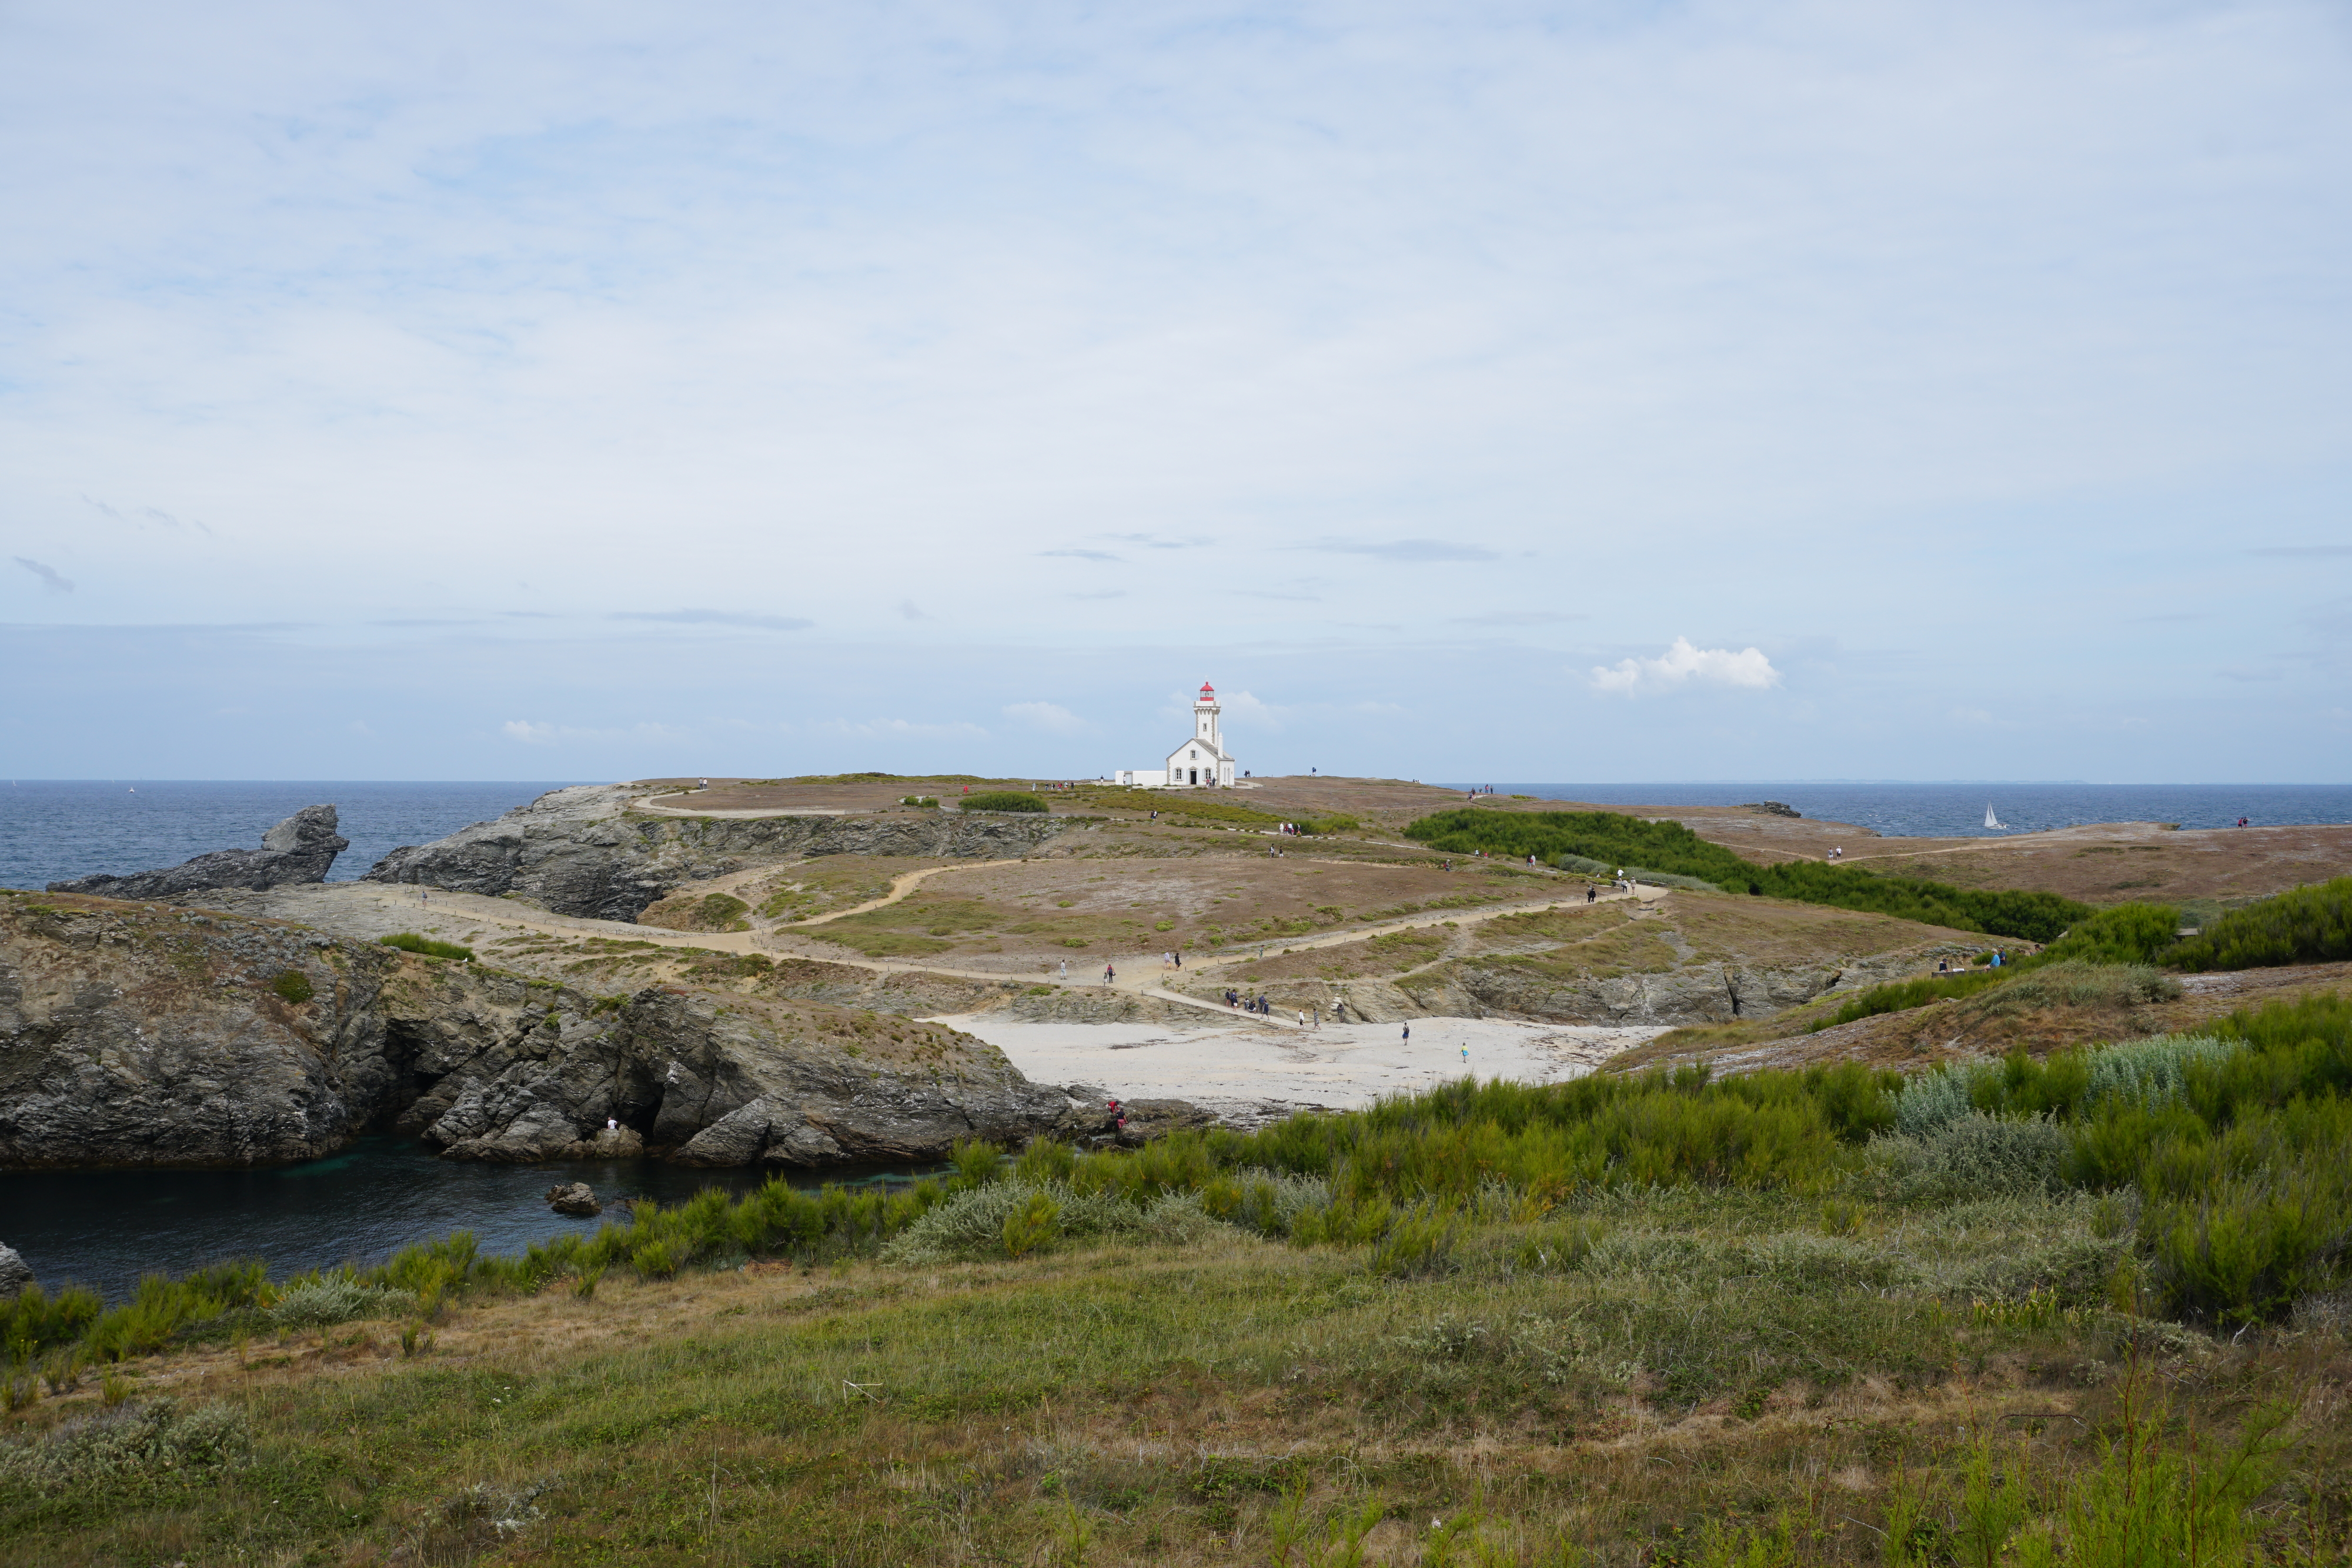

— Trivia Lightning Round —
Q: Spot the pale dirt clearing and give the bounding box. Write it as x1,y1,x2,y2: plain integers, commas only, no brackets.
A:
923,1011,1666,1121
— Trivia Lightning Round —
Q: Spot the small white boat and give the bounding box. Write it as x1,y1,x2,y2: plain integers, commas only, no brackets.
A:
1984,802,2006,830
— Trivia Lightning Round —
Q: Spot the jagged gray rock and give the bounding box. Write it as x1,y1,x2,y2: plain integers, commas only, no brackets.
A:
0,1242,33,1294
1,890,1070,1169
545,1182,602,1216
46,805,349,898
363,784,1071,921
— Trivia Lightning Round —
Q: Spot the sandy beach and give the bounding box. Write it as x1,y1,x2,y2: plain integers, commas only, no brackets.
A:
923,1011,1668,1122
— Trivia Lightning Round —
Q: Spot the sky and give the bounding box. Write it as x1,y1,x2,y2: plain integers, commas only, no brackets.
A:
2,0,2347,783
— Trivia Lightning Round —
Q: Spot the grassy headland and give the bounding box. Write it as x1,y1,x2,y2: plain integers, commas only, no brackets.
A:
6,994,2349,1564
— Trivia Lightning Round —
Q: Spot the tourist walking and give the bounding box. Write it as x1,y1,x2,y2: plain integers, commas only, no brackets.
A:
1402,1022,1411,1043
1104,962,1115,983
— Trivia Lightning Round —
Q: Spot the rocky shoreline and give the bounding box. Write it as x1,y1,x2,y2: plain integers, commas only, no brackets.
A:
0,890,1097,1171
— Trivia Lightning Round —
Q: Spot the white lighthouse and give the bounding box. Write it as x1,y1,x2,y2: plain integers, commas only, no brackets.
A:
1111,681,1240,788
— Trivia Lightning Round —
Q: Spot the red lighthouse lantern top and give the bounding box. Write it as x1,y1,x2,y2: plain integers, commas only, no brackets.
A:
1198,682,1215,700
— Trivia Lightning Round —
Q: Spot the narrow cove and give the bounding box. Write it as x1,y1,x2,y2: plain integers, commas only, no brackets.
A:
4,1139,934,1301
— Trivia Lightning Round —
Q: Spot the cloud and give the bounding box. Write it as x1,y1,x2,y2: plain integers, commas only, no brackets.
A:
607,610,813,630
1452,610,1588,627
1302,539,1500,563
80,494,211,536
1041,549,1121,562
896,600,927,621
1067,590,1125,600
1589,637,1782,695
819,717,990,740
2219,666,2284,683
503,718,688,745
1213,689,1284,730
1099,534,1205,550
13,558,74,593
2247,547,2352,558
1003,701,1085,734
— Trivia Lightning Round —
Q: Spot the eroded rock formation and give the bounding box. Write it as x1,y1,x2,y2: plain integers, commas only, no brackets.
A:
0,891,1083,1169
46,805,349,899
362,784,1071,921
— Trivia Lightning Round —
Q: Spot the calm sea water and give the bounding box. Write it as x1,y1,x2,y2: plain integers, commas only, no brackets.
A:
1,1143,928,1302
1464,783,2352,838
0,780,587,890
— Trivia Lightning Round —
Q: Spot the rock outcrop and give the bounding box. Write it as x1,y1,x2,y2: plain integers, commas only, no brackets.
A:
1401,946,1973,1027
362,784,1071,921
546,1182,601,1216
0,1242,33,1294
0,890,1078,1169
0,892,395,1166
47,805,349,899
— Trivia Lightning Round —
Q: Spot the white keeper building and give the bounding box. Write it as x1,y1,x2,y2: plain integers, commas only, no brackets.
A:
1112,682,1238,788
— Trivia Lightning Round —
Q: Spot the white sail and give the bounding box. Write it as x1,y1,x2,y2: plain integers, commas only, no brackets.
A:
1984,802,2005,830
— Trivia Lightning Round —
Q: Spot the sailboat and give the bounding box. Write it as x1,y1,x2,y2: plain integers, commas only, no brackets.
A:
1984,802,2005,830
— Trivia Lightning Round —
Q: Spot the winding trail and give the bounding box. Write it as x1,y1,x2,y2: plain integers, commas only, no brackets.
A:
351,864,1667,1031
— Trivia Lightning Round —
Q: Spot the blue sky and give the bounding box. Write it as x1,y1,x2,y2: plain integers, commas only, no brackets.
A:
3,1,2347,781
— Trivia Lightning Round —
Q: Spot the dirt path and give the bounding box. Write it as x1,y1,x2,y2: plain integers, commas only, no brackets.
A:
342,869,1667,1033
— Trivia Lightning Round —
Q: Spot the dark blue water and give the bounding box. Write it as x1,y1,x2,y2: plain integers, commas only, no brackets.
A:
0,1141,931,1302
0,780,588,891
1462,783,2352,839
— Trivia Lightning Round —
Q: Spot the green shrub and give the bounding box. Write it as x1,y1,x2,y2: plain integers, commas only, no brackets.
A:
1001,1192,1061,1258
1,1282,102,1356
900,795,939,808
1815,968,2009,1031
268,1276,417,1329
960,791,1049,813
1965,959,2178,1015
2167,875,2352,971
269,969,315,1004
0,1399,252,1490
632,1241,677,1279
1404,810,2089,940
379,932,475,961
1869,1114,2069,1201
2039,901,2183,965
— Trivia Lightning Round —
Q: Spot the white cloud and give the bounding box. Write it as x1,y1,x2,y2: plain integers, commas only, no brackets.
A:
1215,690,1284,730
1589,638,1781,696
820,718,990,740
1003,701,1084,734
502,718,686,745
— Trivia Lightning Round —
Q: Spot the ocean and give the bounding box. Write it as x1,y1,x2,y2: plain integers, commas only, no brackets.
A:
1464,783,2352,840
8,780,2350,892
0,779,588,891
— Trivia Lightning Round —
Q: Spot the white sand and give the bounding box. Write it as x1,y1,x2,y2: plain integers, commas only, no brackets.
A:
923,1012,1669,1122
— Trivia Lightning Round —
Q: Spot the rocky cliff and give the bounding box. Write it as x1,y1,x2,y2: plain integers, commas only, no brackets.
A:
0,890,1075,1169
362,784,1072,920
46,804,348,898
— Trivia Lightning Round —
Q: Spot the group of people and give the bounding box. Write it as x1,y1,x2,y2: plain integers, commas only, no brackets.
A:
1159,950,1184,970
1223,989,1339,1029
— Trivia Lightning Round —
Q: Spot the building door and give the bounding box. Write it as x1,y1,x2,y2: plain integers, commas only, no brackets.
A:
1188,768,1198,784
